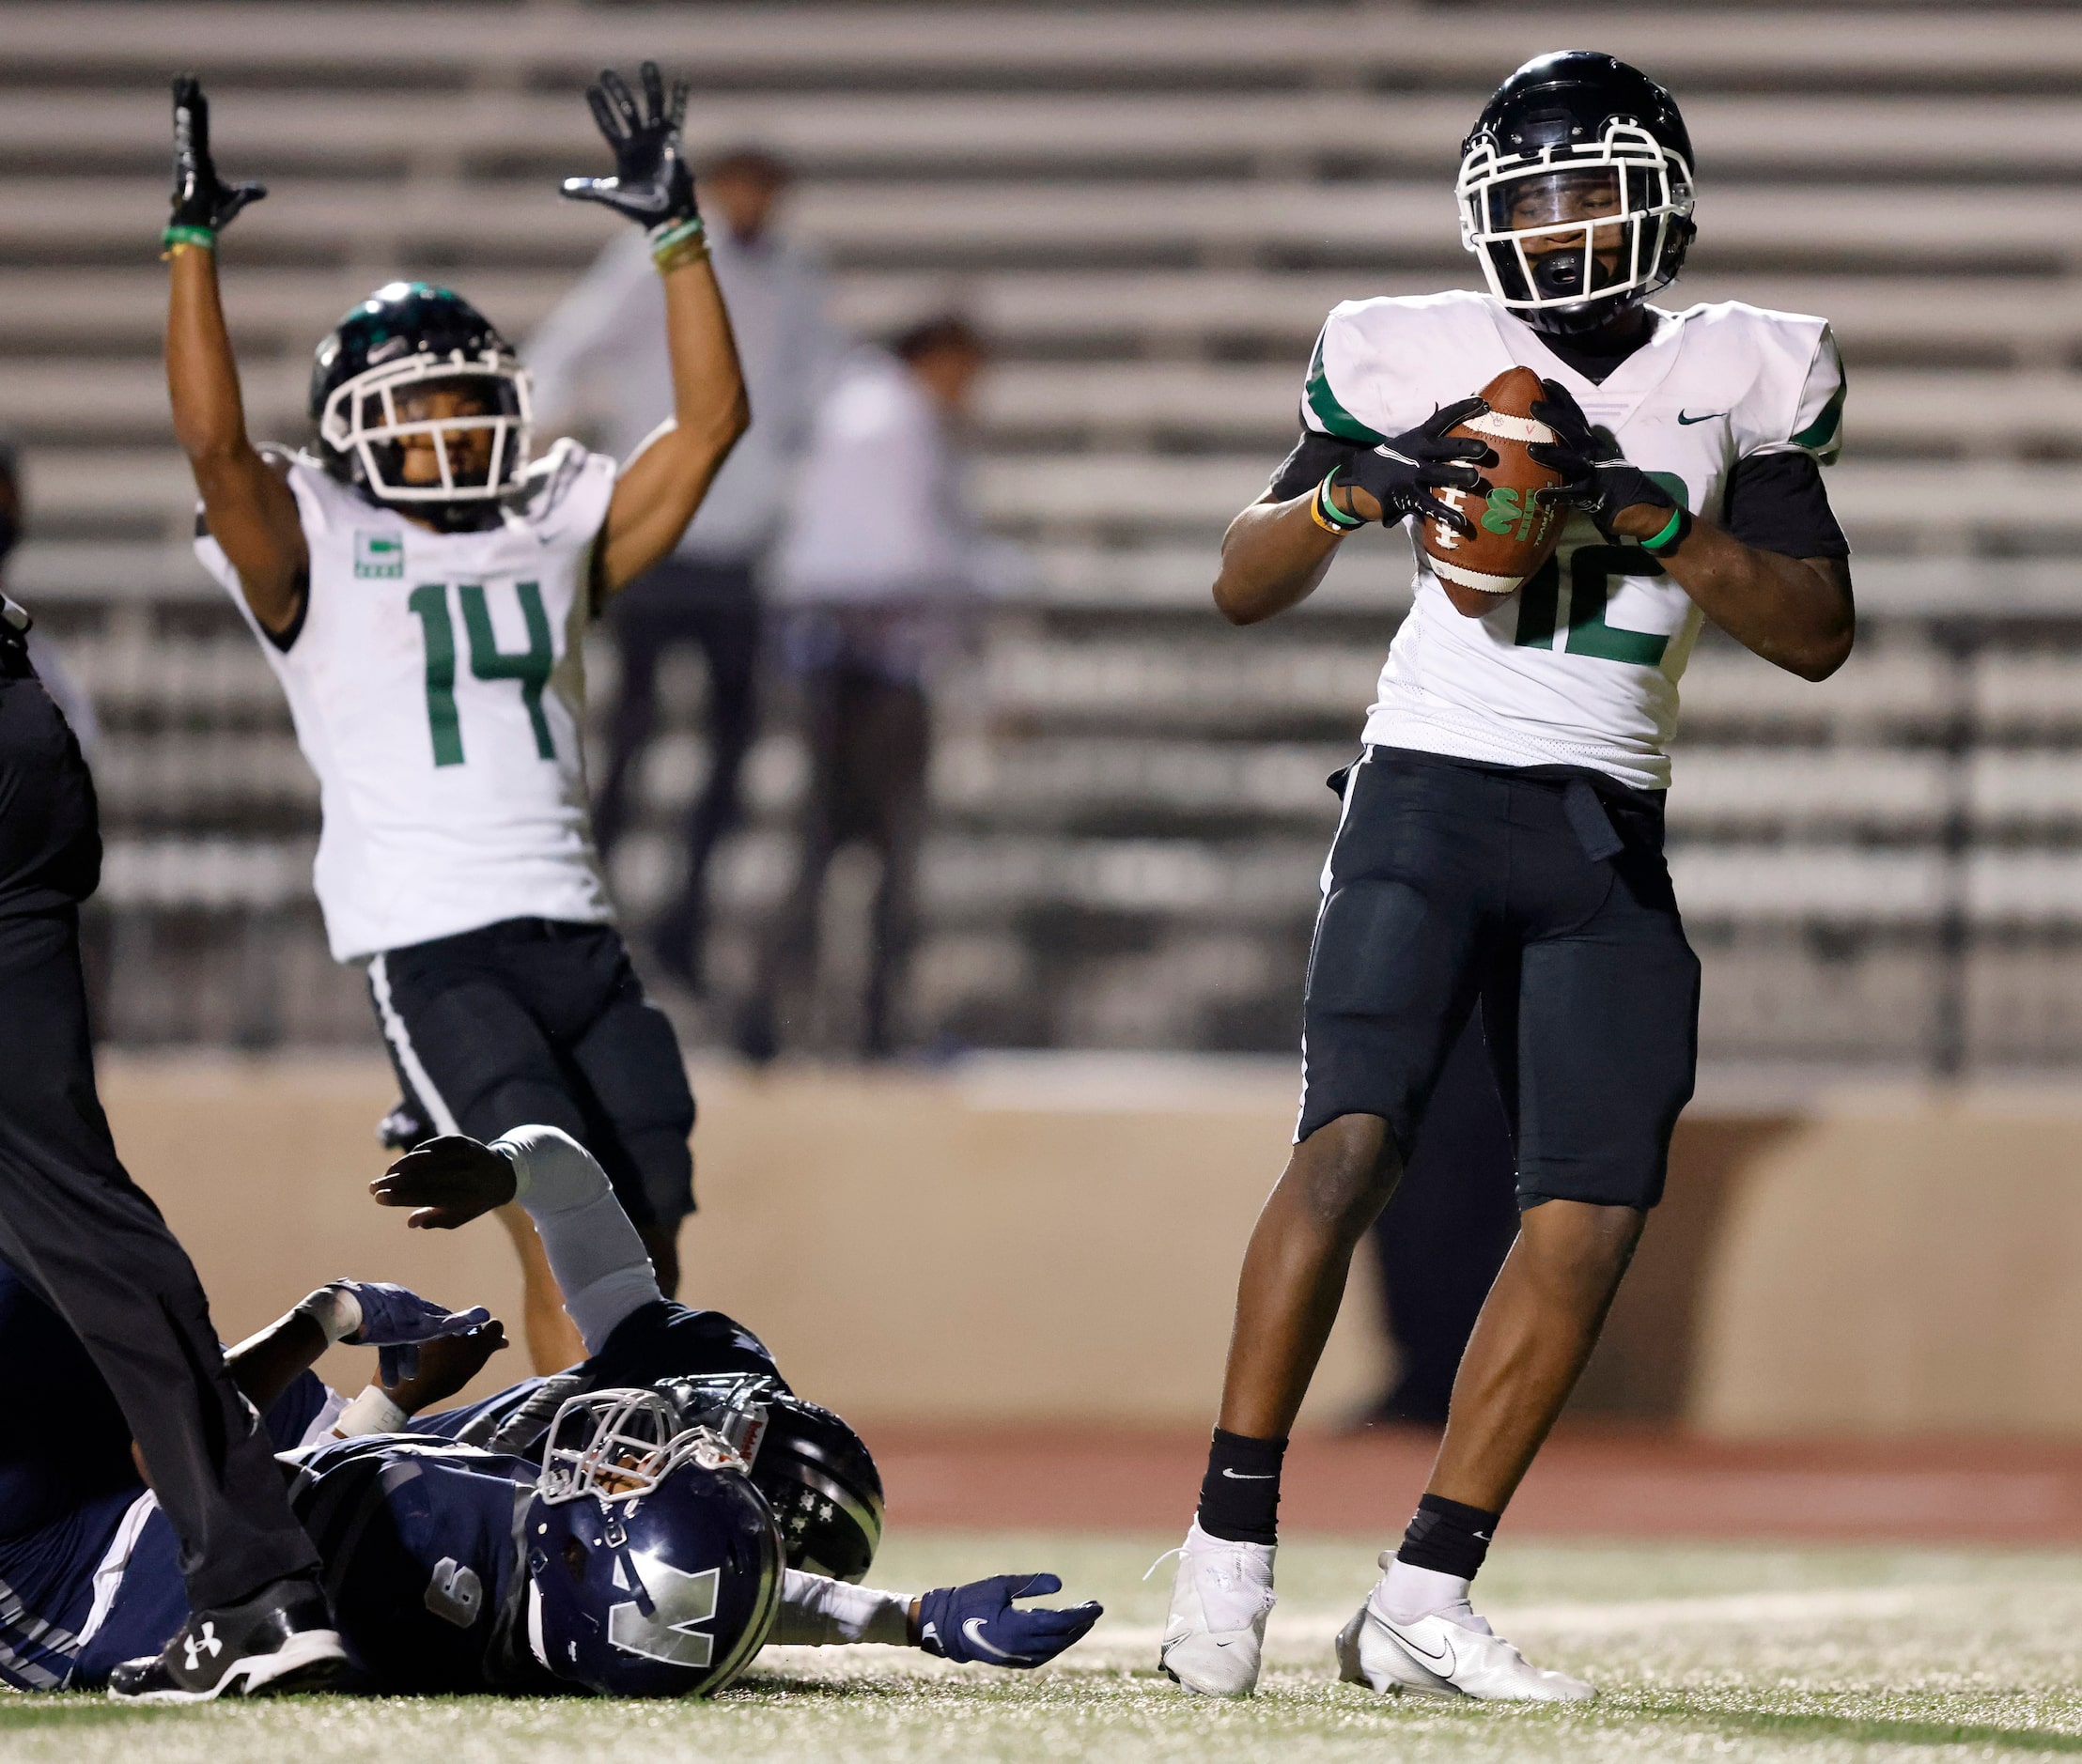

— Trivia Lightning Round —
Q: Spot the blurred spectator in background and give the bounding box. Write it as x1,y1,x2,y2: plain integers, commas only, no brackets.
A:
1360,1011,1520,1427
736,315,1016,1062
0,441,96,754
528,146,840,992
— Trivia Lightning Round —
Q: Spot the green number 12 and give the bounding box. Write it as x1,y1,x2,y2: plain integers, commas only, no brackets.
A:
406,580,554,767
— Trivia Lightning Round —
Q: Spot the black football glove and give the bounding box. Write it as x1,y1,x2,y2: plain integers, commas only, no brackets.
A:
1331,397,1495,538
168,75,266,234
561,61,700,234
1528,379,1676,541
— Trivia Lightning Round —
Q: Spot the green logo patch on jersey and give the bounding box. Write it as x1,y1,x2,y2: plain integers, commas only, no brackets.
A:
354,532,404,580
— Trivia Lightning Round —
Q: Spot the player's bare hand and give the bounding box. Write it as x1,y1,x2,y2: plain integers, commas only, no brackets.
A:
380,1319,508,1414
371,1134,517,1230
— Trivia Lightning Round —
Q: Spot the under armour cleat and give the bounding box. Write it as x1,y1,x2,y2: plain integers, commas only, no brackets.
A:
107,1575,346,1703
1157,1519,1276,1698
1336,1559,1593,1703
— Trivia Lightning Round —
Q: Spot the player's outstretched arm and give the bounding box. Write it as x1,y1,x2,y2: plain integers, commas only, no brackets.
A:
558,62,750,598
374,1127,662,1354
161,76,307,636
1212,400,1492,627
771,1570,1102,1666
1532,380,1854,682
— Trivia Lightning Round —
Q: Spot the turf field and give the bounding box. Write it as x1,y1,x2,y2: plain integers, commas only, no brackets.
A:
9,1534,2082,1761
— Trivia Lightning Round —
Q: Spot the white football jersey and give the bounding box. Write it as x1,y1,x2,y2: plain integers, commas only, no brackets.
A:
1303,290,1845,790
198,441,618,961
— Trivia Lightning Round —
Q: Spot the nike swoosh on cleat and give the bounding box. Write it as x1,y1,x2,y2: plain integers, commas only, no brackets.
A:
1220,1468,1277,1479
1676,410,1727,425
1390,1625,1453,1670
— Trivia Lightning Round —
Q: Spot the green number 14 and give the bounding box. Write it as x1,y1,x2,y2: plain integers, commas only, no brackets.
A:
406,580,555,767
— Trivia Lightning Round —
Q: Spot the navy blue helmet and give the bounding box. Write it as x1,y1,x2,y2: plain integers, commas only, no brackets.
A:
657,1372,886,1583
307,281,533,527
524,1389,783,1698
1457,52,1696,334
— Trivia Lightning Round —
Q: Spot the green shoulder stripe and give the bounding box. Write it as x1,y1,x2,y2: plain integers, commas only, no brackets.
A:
1790,366,1846,456
1304,331,1386,445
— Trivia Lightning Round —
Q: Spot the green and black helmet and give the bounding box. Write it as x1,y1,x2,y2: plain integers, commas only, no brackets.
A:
308,281,532,529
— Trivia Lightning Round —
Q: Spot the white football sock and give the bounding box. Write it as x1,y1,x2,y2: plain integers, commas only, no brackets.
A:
1377,1555,1488,1632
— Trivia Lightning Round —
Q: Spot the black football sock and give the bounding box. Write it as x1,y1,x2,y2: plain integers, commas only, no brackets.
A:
1195,1428,1288,1545
1396,1492,1501,1581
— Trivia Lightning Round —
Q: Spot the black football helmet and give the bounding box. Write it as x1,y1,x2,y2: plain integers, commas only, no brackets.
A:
526,1389,783,1697
657,1373,886,1583
307,281,532,529
1458,52,1696,334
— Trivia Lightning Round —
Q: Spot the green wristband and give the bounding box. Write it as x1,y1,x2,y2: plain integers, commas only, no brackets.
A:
1640,503,1687,552
1316,470,1367,532
647,216,707,264
161,224,217,252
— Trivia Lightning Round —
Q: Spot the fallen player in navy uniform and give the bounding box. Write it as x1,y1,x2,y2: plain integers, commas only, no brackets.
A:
0,1126,1100,1694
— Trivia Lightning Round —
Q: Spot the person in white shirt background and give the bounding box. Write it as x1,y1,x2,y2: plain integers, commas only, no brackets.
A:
736,314,1018,1063
527,147,843,995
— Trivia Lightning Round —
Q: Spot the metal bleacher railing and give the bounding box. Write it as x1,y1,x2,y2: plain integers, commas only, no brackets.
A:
11,1,2082,1080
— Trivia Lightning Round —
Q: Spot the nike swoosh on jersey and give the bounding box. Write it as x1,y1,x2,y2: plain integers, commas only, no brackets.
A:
1676,410,1728,425
1220,1468,1277,1479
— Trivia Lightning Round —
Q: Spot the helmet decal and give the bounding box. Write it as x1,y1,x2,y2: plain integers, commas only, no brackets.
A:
524,1389,784,1698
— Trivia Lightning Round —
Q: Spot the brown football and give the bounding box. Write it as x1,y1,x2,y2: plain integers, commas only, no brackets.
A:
1416,365,1567,618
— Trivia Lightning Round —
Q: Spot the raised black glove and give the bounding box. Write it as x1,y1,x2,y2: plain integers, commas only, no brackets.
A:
1529,379,1676,541
168,75,266,236
1331,397,1495,538
561,61,700,236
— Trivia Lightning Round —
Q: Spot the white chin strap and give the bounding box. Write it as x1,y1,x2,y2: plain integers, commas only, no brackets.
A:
526,1580,552,1669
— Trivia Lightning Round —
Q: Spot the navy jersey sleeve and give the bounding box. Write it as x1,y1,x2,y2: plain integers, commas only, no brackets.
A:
588,1301,787,1394
260,1369,332,1452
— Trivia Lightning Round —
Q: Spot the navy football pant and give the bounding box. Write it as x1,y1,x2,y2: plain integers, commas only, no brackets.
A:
367,917,696,1226
1297,746,1700,1211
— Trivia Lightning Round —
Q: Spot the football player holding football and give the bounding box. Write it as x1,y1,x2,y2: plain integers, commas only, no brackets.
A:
163,64,741,1372
1161,54,1854,1701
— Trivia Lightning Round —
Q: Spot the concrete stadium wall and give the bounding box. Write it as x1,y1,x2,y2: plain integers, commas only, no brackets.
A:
97,1054,1390,1426
93,1057,2082,1435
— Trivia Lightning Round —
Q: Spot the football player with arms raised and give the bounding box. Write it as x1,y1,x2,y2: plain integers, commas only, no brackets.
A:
1160,54,1853,1701
164,65,740,1369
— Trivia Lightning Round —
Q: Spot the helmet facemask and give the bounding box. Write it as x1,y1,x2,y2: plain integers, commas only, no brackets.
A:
317,349,533,520
1459,119,1694,333
536,1388,748,1508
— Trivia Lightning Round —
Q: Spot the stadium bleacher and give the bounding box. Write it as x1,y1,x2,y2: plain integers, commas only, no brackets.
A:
14,1,2082,1075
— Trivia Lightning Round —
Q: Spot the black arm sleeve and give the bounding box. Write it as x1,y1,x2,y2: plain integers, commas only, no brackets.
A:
1720,451,1850,559
1267,427,1370,503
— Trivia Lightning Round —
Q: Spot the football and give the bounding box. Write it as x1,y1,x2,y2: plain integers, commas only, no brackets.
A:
1416,365,1567,616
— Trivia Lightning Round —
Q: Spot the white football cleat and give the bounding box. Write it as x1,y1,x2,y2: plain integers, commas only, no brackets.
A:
1336,1564,1593,1703
1157,1519,1276,1697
